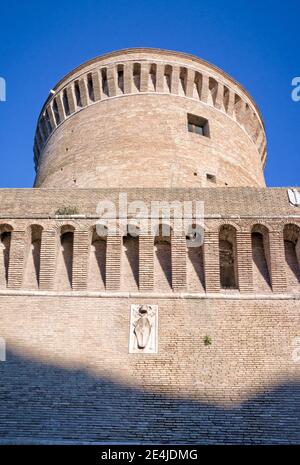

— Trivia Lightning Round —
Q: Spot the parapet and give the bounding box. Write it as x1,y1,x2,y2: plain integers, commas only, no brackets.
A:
33,48,267,188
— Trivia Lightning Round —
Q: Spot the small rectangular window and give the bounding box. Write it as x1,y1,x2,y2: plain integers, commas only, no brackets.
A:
187,114,209,137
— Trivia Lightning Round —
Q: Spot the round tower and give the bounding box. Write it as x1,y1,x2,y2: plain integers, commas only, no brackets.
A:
33,48,267,188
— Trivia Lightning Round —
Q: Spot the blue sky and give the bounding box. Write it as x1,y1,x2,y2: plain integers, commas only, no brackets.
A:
0,0,299,188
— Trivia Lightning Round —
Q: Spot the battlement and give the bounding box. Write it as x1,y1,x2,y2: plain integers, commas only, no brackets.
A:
33,49,267,189
0,188,299,295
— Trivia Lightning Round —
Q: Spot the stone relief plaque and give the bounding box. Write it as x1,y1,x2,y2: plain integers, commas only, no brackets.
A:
129,304,158,354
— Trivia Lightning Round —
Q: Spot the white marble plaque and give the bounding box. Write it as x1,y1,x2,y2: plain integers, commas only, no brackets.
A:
129,304,158,354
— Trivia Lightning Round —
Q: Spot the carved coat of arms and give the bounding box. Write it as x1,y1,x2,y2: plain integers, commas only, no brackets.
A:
129,304,158,353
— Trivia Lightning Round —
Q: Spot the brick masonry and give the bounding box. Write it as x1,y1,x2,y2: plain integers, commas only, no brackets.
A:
0,296,300,444
0,187,298,294
0,187,299,443
0,49,299,444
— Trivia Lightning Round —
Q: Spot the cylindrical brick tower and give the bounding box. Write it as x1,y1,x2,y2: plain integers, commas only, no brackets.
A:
33,48,267,188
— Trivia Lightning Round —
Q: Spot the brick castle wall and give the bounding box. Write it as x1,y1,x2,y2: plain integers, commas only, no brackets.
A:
0,188,299,295
0,48,299,444
0,295,299,444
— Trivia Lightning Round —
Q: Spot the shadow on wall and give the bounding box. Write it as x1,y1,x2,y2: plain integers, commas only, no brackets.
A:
0,350,299,444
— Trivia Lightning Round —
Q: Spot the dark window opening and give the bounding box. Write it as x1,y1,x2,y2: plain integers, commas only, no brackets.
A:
101,68,109,96
74,81,82,108
52,98,61,125
87,73,95,102
117,65,124,93
133,63,141,91
219,225,238,290
187,114,209,137
63,89,70,116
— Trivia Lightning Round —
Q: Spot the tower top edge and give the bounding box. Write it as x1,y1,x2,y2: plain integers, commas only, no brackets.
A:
42,47,264,127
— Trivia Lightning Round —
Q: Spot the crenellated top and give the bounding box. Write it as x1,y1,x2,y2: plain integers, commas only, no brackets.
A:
33,48,267,173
